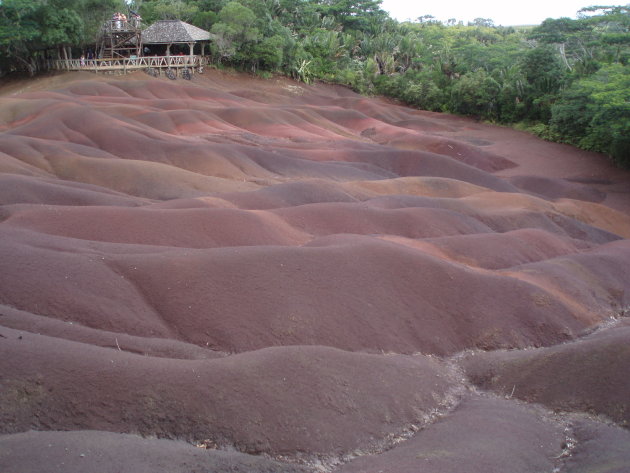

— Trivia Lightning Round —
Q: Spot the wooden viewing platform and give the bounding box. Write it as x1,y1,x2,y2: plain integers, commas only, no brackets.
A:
53,55,207,76
53,18,213,78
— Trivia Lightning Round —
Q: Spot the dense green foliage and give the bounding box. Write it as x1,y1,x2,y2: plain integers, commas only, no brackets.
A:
0,0,125,74
1,0,628,165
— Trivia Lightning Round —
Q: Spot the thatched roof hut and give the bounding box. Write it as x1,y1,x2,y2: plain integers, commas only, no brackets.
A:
142,20,213,56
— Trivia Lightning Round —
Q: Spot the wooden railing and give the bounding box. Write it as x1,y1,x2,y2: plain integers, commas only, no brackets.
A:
53,55,206,72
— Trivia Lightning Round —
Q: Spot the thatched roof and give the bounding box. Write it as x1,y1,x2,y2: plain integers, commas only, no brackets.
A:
142,20,212,44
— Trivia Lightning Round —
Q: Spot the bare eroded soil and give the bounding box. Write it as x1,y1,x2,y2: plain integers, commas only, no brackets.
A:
1,70,629,472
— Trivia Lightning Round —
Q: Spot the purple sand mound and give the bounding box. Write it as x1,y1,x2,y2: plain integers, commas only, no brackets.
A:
0,328,457,457
563,420,630,473
509,175,607,203
463,323,630,427
334,396,564,473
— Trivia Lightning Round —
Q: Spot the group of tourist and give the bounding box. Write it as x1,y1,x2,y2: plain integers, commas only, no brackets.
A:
111,11,141,29
112,12,127,29
79,50,95,67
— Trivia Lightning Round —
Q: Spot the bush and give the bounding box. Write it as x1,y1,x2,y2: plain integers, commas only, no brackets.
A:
551,64,630,167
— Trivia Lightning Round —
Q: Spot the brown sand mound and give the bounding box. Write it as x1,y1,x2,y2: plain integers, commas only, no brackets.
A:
0,304,224,360
553,198,630,238
0,134,261,199
463,323,630,427
298,147,520,191
417,228,595,269
385,134,518,172
0,327,457,457
217,179,365,210
0,174,146,207
503,240,630,320
446,192,624,243
364,193,621,243
345,176,490,199
272,202,494,239
0,430,309,473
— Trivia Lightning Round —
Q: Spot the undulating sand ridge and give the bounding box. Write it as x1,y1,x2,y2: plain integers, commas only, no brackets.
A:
1,70,629,472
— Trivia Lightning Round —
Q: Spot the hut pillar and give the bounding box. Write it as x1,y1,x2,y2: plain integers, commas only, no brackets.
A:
166,44,171,56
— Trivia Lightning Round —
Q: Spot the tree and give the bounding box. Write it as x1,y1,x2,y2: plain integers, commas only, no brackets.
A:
313,0,387,31
0,0,101,74
551,63,630,167
0,0,41,73
530,17,598,72
492,64,526,122
520,45,568,119
38,5,83,47
146,0,199,22
450,69,501,120
210,1,260,63
468,18,495,28
254,34,286,70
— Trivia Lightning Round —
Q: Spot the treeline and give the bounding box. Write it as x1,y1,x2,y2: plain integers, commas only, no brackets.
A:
1,1,628,166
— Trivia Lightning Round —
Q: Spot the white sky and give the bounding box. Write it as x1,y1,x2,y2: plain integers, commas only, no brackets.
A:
380,0,604,26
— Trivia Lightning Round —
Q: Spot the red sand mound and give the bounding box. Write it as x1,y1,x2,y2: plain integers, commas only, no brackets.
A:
4,205,309,247
1,226,600,355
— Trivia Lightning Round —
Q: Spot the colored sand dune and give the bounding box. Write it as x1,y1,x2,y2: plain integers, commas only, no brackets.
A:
1,70,629,472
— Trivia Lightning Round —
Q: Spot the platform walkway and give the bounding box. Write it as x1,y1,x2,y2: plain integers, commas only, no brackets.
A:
53,55,206,76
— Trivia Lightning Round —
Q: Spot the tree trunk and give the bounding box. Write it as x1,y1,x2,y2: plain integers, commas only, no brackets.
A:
558,43,572,71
